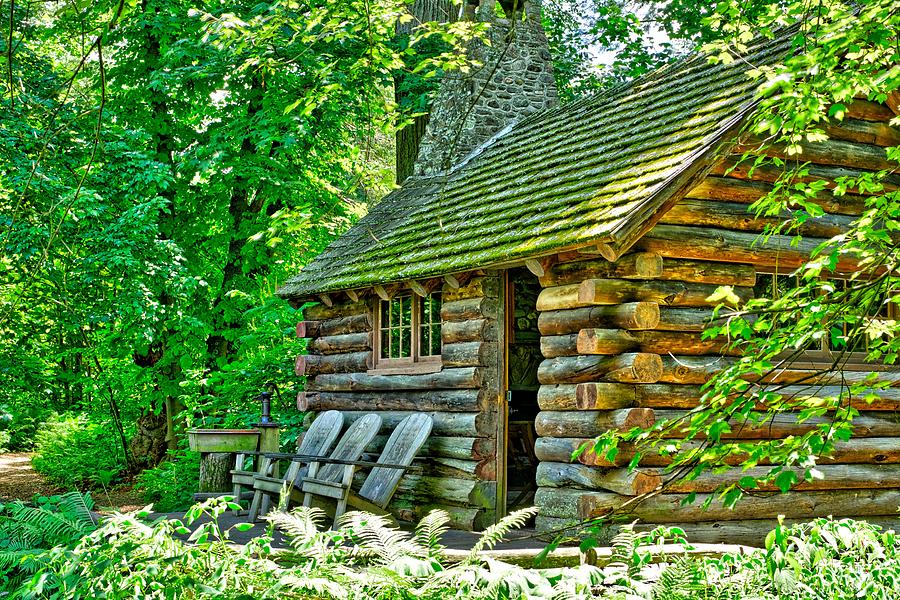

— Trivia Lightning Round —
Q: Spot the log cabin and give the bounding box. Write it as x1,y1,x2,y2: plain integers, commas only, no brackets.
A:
276,0,900,544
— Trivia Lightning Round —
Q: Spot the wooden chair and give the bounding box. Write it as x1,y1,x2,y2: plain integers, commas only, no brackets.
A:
302,413,432,527
236,410,343,520
294,413,384,522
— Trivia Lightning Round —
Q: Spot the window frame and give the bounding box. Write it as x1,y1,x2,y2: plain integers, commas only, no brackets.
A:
370,291,443,375
755,268,898,370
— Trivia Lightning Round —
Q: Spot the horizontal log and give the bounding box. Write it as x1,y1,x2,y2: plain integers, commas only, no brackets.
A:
309,367,481,392
573,329,638,356
572,487,900,523
308,332,372,355
665,464,900,494
660,355,733,384
295,352,373,377
660,259,757,287
656,307,724,332
536,284,584,311
341,410,497,437
846,98,897,122
535,515,900,547
441,297,499,322
823,118,900,147
534,438,648,468
708,157,900,198
577,278,754,307
443,276,499,302
576,329,738,357
441,341,496,368
386,475,496,508
536,462,660,495
541,382,636,411
535,409,654,438
653,409,900,439
660,198,853,239
296,321,320,338
428,456,496,481
369,435,496,461
539,334,580,359
300,389,486,413
689,175,863,212
664,358,900,389
538,253,664,287
316,313,373,337
738,135,897,172
538,303,660,335
304,302,369,321
638,224,858,271
534,436,900,469
393,502,493,531
583,383,900,412
442,319,495,344
538,353,663,385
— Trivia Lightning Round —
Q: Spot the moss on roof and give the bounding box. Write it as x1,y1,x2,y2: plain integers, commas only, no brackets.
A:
278,34,793,299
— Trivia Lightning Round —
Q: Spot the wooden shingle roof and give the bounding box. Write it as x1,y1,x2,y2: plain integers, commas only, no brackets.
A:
278,34,793,299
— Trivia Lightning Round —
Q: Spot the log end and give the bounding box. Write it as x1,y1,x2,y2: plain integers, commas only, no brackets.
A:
295,355,307,377
622,407,656,431
632,301,661,330
629,470,663,495
296,320,321,338
634,252,664,278
607,353,664,384
297,391,318,411
577,494,616,521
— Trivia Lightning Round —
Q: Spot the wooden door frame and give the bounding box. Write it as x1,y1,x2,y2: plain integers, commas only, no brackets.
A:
495,269,510,521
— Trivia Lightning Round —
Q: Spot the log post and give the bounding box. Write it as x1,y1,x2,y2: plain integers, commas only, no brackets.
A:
198,452,232,494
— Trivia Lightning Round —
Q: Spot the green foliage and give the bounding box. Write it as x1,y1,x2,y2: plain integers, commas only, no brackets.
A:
8,499,900,599
0,492,96,592
31,414,127,490
6,499,602,599
135,449,201,513
588,0,900,508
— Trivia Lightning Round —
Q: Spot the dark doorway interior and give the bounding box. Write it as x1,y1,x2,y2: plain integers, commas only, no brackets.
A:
505,267,542,511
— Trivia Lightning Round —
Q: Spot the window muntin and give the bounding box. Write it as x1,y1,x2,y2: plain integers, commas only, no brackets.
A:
375,292,442,370
380,295,413,359
419,292,442,357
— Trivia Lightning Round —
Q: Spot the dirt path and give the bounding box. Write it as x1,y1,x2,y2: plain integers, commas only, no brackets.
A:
0,452,56,501
0,452,144,511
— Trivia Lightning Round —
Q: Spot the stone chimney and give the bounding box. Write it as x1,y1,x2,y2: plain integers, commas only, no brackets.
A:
413,0,558,176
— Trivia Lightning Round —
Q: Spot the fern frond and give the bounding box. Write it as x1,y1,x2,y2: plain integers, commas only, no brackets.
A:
273,574,349,600
267,506,331,559
338,511,426,564
413,509,450,558
467,506,537,561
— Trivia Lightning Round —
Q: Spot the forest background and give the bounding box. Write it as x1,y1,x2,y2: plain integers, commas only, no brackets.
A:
0,0,785,507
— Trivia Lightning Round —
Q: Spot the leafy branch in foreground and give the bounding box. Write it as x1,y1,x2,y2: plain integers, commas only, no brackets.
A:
587,0,900,510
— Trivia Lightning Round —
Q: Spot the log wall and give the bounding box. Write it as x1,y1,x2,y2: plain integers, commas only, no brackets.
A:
296,274,501,530
533,101,900,545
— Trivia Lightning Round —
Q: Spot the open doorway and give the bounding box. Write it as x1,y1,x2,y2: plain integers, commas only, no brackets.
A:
504,267,542,512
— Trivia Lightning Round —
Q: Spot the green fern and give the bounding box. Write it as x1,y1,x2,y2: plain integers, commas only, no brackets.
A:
413,509,450,559
338,511,427,565
0,492,96,590
466,506,538,562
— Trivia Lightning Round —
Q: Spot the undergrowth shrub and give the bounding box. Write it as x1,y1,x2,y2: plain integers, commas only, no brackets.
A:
0,403,52,452
31,414,127,489
0,492,96,592
135,449,201,512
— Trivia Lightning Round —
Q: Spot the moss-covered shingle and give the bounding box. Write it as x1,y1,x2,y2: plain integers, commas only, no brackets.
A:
278,35,792,299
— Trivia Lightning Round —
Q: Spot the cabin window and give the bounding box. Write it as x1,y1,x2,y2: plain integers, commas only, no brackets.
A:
754,270,897,364
373,292,442,372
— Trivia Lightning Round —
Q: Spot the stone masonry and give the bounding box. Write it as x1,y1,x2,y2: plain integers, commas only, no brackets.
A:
413,0,558,176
